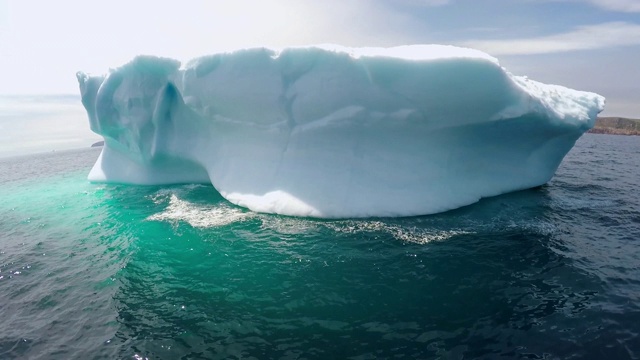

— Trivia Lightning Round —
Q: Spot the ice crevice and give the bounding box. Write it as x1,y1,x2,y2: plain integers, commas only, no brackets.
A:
77,44,605,218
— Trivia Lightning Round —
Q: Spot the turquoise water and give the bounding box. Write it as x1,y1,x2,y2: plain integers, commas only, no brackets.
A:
1,134,639,359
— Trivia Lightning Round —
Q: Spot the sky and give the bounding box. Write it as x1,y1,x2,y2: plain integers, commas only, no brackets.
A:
0,0,639,117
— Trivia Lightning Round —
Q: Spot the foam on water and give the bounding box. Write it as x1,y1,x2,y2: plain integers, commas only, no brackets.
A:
146,186,471,243
147,187,254,228
324,221,473,244
146,194,253,228
258,216,322,235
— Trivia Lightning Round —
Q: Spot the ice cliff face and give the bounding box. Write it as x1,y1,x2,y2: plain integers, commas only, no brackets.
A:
77,45,605,218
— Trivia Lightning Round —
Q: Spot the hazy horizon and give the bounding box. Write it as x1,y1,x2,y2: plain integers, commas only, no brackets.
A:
1,0,639,158
2,0,639,118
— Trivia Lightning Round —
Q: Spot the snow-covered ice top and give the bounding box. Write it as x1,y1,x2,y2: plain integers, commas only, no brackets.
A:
77,45,605,218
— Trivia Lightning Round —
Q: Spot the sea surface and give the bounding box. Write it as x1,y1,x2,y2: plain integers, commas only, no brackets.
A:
0,134,639,359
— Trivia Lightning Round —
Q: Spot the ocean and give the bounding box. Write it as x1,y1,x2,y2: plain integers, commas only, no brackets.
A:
0,133,639,359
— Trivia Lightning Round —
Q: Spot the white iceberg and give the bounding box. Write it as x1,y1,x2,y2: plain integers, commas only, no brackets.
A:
77,45,604,218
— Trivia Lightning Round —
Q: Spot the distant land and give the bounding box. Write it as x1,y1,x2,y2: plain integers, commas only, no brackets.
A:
590,117,640,136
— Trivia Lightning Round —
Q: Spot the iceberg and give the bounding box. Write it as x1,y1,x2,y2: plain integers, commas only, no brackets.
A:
77,45,604,218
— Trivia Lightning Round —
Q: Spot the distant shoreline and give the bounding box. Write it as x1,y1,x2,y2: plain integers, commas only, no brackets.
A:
589,117,640,136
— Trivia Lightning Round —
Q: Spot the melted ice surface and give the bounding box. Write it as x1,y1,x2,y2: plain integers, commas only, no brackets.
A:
77,45,605,218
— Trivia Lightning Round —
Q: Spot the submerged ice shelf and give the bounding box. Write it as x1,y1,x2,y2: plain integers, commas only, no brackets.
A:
77,45,605,218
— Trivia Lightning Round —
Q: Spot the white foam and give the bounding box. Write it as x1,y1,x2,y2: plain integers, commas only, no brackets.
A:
324,220,472,244
146,189,470,243
259,216,322,235
147,194,253,228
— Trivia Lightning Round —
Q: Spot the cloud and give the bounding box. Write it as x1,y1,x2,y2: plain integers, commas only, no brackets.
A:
460,21,640,55
397,0,452,6
531,0,640,12
0,0,431,94
584,0,640,12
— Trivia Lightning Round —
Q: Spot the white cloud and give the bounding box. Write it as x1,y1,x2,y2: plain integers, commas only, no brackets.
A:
531,0,640,12
0,0,429,94
397,0,452,6
460,21,640,55
585,0,640,12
